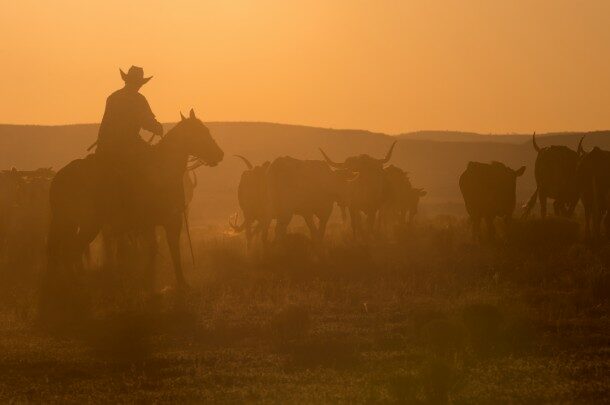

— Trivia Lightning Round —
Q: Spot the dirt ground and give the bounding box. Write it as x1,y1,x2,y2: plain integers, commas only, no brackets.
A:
1,218,609,403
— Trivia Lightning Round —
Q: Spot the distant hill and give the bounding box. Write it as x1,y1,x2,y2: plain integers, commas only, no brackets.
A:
397,130,528,144
1,122,609,224
397,129,610,146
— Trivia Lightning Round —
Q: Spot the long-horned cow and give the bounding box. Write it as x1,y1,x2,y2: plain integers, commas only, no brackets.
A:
261,156,355,245
230,155,270,248
522,132,584,219
319,142,397,239
459,161,526,240
576,145,610,240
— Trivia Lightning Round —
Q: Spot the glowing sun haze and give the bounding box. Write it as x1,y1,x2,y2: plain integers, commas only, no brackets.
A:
1,0,609,134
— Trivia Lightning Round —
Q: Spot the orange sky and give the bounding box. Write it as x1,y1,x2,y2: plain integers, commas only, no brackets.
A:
1,0,609,134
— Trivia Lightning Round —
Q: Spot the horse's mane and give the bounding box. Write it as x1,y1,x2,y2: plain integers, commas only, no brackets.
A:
154,120,184,149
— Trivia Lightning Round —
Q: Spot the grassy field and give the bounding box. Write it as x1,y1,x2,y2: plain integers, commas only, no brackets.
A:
0,217,609,403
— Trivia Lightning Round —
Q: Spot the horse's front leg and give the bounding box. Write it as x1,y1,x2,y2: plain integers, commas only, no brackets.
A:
141,227,159,292
164,215,186,288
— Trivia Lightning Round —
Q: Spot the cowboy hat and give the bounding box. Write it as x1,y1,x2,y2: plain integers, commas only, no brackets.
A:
120,66,152,86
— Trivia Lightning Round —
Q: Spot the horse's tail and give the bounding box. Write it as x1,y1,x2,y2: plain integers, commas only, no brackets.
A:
39,213,63,326
46,214,62,275
39,211,85,327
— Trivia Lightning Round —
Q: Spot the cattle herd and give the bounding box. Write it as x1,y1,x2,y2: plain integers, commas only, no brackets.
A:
1,132,610,280
460,133,610,241
0,168,55,267
230,133,610,247
230,143,427,247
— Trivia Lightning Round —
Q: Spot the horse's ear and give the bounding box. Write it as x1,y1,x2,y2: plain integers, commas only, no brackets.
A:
189,108,196,119
180,111,187,121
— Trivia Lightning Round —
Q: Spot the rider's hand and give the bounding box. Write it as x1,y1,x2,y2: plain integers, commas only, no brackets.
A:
154,122,164,137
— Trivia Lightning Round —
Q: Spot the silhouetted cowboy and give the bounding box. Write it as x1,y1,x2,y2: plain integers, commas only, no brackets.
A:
95,66,163,156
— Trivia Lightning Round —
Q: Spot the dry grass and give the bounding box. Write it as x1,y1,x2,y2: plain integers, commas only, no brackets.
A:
0,216,609,403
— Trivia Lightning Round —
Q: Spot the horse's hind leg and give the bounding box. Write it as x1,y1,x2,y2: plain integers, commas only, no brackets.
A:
141,228,159,292
164,217,186,288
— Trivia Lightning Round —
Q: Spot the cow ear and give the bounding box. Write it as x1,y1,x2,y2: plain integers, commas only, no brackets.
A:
515,166,526,177
180,111,187,121
189,108,196,119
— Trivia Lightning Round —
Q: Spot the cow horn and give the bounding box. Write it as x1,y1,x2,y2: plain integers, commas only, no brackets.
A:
577,135,586,155
532,132,541,153
379,141,397,164
319,148,344,169
234,155,253,170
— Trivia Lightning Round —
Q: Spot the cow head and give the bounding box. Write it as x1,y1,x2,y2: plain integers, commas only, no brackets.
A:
319,142,397,173
330,168,360,207
319,142,397,210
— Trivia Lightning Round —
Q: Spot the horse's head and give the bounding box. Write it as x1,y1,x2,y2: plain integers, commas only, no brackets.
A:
173,109,224,167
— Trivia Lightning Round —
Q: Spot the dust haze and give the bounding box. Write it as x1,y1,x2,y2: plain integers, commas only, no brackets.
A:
2,2,610,403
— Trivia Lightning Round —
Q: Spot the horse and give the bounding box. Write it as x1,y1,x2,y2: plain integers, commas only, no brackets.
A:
46,109,223,289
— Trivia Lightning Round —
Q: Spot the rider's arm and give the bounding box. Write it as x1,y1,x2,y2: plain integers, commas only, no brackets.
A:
139,96,164,137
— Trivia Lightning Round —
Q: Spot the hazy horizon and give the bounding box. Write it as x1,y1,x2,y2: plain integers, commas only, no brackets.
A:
1,120,608,138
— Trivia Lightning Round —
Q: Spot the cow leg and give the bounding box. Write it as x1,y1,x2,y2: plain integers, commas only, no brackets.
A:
164,217,186,288
245,221,254,251
365,210,377,238
583,203,592,241
539,194,547,219
340,205,348,226
274,214,292,242
553,200,564,217
77,221,102,269
318,212,330,243
303,214,318,242
349,208,361,240
592,206,602,241
484,216,495,241
566,198,579,218
471,216,481,241
602,209,610,237
259,218,272,251
408,209,416,225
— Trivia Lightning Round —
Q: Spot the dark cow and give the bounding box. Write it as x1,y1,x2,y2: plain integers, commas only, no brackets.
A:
230,155,270,249
0,169,25,258
522,132,583,219
460,161,526,240
576,146,610,240
262,157,355,245
378,165,426,235
319,142,396,239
